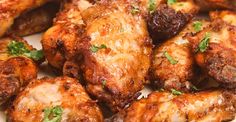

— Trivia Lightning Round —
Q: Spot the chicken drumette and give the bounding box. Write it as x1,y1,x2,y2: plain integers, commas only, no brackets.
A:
189,10,236,88
8,77,103,122
108,89,236,122
150,20,209,91
0,36,43,104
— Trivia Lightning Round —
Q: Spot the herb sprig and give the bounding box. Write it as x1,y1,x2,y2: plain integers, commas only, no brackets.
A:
197,32,210,52
90,44,107,53
164,51,178,65
43,106,63,122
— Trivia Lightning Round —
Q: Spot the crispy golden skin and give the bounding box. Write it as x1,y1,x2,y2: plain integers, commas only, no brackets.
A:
195,0,236,11
0,37,38,104
42,0,92,73
6,2,59,37
189,11,236,88
147,0,199,43
107,90,236,122
0,0,54,37
8,77,103,122
78,0,152,112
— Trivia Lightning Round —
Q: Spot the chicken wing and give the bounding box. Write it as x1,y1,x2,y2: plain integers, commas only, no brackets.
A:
147,0,199,43
42,0,93,74
189,11,236,88
195,0,236,12
77,0,152,112
0,36,41,104
8,76,103,122
150,20,210,91
107,89,236,122
0,0,54,37
6,2,59,37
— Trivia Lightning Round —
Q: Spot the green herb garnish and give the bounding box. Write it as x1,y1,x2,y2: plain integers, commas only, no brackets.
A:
7,41,44,61
171,89,182,95
164,51,178,65
102,80,106,88
43,106,63,122
193,21,203,32
197,32,210,52
167,0,177,5
131,5,140,15
191,85,199,91
90,44,107,53
148,0,156,13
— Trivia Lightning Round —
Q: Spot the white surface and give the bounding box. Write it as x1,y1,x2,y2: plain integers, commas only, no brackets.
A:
0,33,151,121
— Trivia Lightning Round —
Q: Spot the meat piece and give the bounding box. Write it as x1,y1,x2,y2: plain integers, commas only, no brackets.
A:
0,0,54,37
210,10,236,26
8,76,103,122
6,2,59,37
78,0,152,112
147,0,199,44
189,11,236,88
107,89,236,122
195,0,236,12
150,20,210,91
0,36,39,104
42,0,93,74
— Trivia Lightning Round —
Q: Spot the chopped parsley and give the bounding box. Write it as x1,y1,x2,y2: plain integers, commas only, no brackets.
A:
131,5,140,15
7,41,44,61
164,51,178,65
43,106,63,122
197,32,210,52
171,89,182,95
191,85,199,91
90,44,107,53
102,80,106,88
148,0,156,13
193,21,203,32
167,0,177,5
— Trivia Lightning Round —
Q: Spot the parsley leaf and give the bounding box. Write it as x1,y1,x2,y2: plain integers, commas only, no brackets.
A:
148,0,156,13
7,41,44,61
167,0,177,5
191,85,199,91
171,89,182,95
90,44,107,53
102,80,106,88
198,32,210,52
131,5,140,15
164,51,178,65
193,21,203,32
43,106,63,122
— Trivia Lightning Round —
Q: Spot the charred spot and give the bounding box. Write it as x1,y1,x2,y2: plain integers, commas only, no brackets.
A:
63,82,71,91
56,39,65,55
147,4,191,44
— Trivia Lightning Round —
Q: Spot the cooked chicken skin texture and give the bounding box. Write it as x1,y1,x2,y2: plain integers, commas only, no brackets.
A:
0,0,54,37
0,37,37,104
148,0,199,43
6,2,59,37
8,77,103,122
78,0,152,112
42,0,92,74
189,11,236,88
195,0,236,11
107,89,236,122
150,20,209,91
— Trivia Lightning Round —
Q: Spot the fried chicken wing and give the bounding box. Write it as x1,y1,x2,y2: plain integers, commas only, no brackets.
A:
0,0,54,37
8,76,103,122
150,20,210,91
6,2,59,37
0,36,39,104
107,89,236,122
147,0,199,43
189,11,236,88
78,0,152,111
42,0,92,73
195,0,236,11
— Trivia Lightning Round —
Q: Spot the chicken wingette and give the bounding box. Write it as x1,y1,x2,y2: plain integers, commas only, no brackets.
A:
8,77,103,122
0,36,43,104
107,89,236,122
189,10,236,88
147,0,199,43
6,2,59,37
0,0,54,37
150,20,209,91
